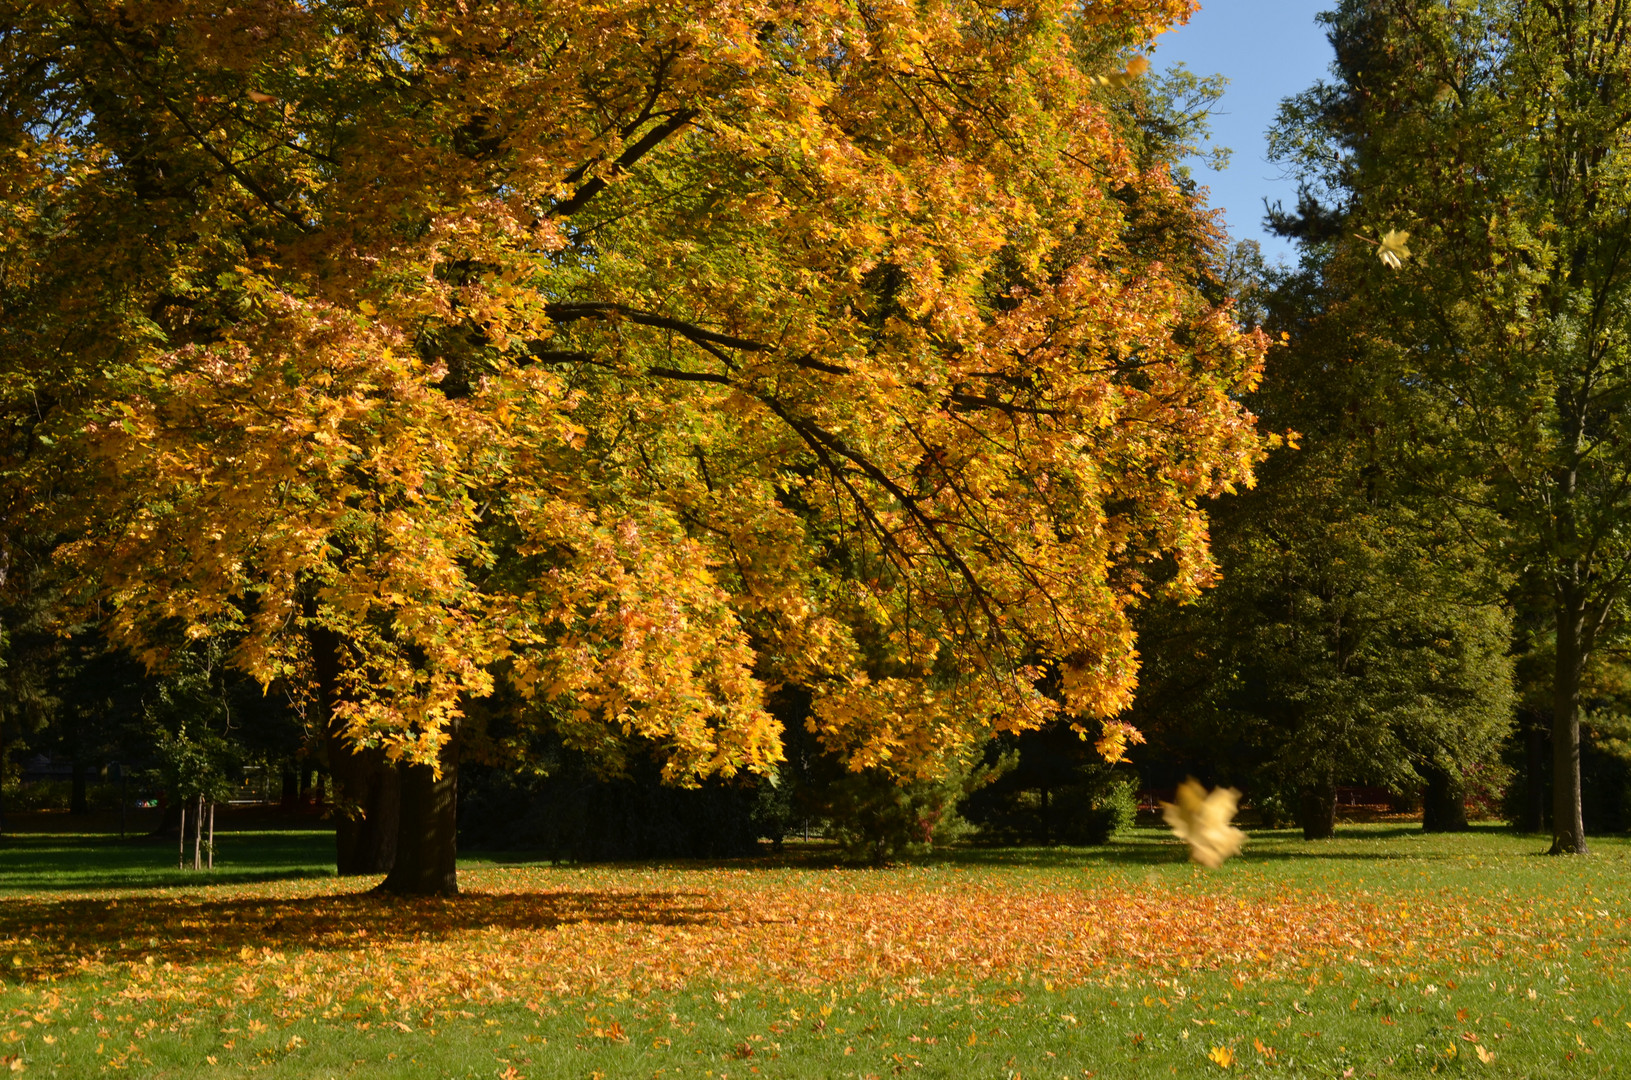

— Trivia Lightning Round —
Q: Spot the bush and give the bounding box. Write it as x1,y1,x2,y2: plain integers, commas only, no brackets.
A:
1248,789,1296,829
1079,775,1138,844
960,742,1136,846
7,778,71,811
0,776,154,814
820,755,1012,864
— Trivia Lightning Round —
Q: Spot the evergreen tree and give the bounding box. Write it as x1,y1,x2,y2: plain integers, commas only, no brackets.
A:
1133,255,1514,840
1268,0,1631,852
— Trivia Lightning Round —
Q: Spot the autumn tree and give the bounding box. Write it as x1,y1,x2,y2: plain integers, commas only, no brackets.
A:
1268,0,1631,853
0,0,1266,892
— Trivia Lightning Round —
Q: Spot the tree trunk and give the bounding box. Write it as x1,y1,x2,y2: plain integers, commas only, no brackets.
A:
1420,763,1469,832
1549,599,1589,854
1298,780,1336,840
309,623,399,875
70,741,89,815
279,764,299,810
326,736,399,874
1521,708,1549,833
377,722,460,896
151,796,181,838
70,764,88,814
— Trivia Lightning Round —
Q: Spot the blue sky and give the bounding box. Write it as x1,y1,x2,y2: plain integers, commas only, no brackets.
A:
1149,0,1337,264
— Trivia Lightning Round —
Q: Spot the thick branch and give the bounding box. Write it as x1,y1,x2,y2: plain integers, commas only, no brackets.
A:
552,109,699,219
543,302,769,354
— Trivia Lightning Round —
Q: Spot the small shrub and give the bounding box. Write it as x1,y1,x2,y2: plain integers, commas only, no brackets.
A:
963,756,1136,846
1249,789,1296,829
822,755,1011,865
11,779,73,811
1079,775,1138,844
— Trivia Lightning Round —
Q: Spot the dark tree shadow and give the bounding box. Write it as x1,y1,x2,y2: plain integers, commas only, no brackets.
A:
1,886,739,984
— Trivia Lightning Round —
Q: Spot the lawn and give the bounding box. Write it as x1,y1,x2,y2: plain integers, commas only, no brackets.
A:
1,822,1628,1078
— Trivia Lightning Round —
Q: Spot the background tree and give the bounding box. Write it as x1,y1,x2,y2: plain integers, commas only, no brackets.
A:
1267,0,1631,854
1132,249,1514,839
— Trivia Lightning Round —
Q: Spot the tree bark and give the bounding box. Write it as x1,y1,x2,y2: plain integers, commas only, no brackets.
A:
1521,708,1549,833
70,755,89,815
377,721,459,896
1298,780,1336,840
326,738,398,874
279,764,299,810
308,623,399,875
1549,598,1589,854
1420,763,1469,832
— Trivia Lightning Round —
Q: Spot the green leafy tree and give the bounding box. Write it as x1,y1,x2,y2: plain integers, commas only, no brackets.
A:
1133,257,1515,839
1268,0,1631,852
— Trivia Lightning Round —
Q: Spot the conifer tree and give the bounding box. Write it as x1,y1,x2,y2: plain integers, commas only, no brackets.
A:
1266,0,1631,853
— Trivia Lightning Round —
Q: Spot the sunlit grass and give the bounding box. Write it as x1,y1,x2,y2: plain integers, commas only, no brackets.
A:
1,823,1628,1076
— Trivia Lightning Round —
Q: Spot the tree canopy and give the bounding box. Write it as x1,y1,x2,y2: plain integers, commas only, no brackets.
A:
1267,0,1631,853
2,0,1267,888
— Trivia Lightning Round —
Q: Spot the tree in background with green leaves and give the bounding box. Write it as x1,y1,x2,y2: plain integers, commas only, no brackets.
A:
1132,251,1514,840
1267,0,1631,853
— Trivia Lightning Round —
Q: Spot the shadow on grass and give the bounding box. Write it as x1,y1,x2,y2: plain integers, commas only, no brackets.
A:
0,831,337,893
946,827,1481,869
0,883,737,985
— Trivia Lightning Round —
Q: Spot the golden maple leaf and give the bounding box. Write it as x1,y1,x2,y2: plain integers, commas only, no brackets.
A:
1095,55,1150,89
1377,229,1411,269
1208,1043,1235,1068
1161,778,1246,868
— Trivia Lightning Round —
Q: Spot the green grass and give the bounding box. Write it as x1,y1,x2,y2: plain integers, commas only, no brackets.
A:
0,830,336,894
1,821,1628,1078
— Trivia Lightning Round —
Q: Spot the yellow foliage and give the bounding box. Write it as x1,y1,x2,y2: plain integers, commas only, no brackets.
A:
9,0,1265,804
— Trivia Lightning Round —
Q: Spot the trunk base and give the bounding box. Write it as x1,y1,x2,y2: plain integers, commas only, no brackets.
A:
377,737,459,897
1421,764,1469,833
1299,782,1336,841
1551,601,1589,856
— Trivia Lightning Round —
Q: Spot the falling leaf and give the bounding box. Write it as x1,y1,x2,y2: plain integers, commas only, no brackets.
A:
245,90,277,104
1378,229,1411,269
1207,1044,1234,1068
1094,55,1151,89
1161,778,1246,868
1476,1045,1496,1064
